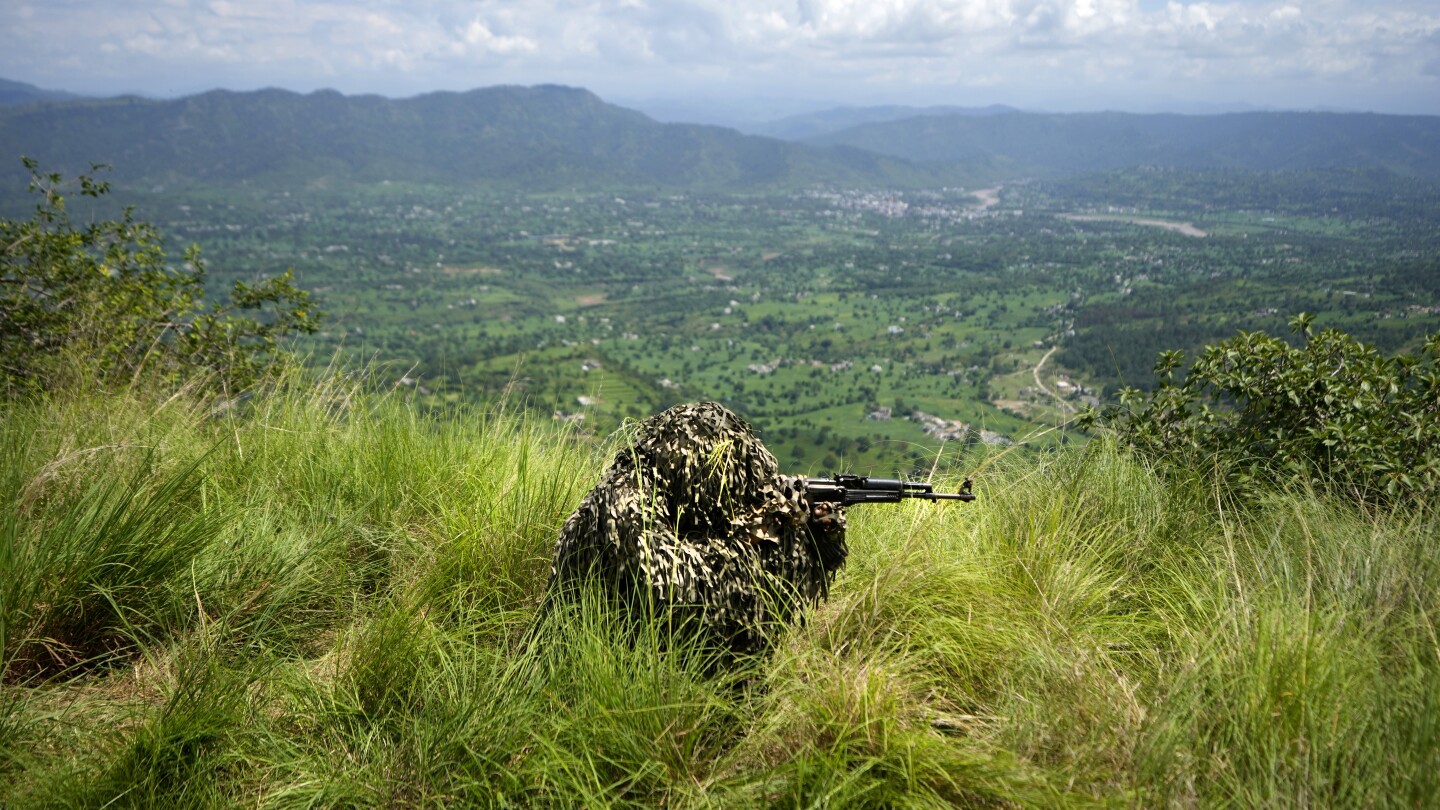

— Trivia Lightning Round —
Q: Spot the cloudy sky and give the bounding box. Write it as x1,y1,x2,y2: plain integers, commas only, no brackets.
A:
4,0,1438,117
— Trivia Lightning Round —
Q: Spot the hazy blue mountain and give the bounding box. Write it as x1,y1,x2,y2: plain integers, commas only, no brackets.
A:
610,96,840,130
3,85,1434,194
807,110,1440,178
749,104,1020,140
0,85,951,191
0,78,83,106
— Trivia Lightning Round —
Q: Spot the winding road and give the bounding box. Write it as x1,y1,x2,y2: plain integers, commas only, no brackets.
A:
1031,344,1075,414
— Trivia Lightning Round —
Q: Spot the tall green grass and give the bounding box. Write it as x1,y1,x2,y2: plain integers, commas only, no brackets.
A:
3,380,1437,807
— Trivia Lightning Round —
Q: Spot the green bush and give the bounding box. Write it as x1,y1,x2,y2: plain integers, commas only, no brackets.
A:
0,158,319,395
1085,314,1440,503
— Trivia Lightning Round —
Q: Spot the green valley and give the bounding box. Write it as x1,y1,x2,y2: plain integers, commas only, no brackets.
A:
2,86,1437,472
96,165,1434,473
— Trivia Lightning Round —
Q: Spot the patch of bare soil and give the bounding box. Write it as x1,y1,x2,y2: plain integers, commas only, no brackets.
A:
991,399,1032,415
1060,214,1207,238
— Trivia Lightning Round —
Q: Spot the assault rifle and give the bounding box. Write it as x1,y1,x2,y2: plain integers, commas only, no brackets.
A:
805,474,975,505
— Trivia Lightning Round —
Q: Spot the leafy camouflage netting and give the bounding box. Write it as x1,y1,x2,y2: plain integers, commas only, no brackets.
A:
550,401,848,653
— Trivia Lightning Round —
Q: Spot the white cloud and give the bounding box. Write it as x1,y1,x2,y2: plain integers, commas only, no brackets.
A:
461,18,537,54
0,0,1434,111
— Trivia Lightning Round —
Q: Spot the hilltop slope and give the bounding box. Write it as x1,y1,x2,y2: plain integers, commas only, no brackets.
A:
2,381,1437,806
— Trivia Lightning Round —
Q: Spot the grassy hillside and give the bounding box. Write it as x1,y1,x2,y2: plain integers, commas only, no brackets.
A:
2,376,1437,807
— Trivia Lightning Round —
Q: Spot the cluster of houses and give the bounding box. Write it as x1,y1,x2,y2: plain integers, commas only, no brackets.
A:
803,189,1008,224
867,407,1013,446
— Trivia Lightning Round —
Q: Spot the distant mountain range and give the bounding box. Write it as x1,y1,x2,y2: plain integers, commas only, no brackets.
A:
0,78,83,106
0,84,951,191
746,104,1021,141
1,82,1437,194
805,111,1440,179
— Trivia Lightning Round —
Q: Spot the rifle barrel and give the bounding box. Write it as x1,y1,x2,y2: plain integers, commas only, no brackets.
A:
804,475,975,504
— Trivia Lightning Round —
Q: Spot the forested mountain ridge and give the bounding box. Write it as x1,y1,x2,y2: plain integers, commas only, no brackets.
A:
5,83,1436,194
0,78,83,106
807,110,1440,179
746,103,1020,140
0,84,948,191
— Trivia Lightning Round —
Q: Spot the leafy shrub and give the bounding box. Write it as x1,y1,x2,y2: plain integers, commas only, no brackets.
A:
0,158,319,394
1085,315,1440,503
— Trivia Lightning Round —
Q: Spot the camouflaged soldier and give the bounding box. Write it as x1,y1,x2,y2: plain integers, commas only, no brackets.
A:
549,401,847,654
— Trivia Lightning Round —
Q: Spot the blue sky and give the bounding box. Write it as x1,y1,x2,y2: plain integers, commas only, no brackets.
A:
4,0,1437,116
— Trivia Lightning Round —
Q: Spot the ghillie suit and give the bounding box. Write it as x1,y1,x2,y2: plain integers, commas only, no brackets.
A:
549,402,847,654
